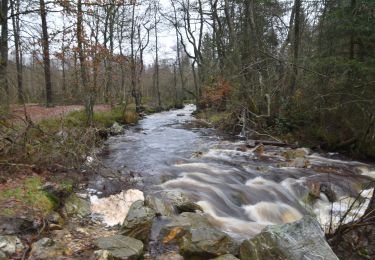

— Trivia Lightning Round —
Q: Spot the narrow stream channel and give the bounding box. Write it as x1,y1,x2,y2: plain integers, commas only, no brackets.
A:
102,105,375,239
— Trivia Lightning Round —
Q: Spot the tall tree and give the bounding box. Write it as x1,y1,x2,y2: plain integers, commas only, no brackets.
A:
11,0,23,103
0,0,8,111
39,0,53,106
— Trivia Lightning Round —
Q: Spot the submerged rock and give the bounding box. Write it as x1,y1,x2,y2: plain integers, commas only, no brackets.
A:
239,216,338,260
176,201,203,214
0,235,24,258
94,235,143,260
121,200,156,242
62,193,91,218
162,213,239,258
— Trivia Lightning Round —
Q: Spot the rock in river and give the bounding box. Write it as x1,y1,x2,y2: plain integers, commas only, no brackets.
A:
161,212,239,258
94,235,143,260
121,200,156,242
239,216,339,260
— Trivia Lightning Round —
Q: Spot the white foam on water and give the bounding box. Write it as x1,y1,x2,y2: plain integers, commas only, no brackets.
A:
197,200,265,237
242,201,303,225
90,189,144,226
313,188,374,233
357,166,375,179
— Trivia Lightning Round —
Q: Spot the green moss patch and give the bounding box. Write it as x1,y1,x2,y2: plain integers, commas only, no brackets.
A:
0,176,57,218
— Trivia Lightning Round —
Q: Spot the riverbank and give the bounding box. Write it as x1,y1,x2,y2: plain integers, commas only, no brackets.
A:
1,105,374,259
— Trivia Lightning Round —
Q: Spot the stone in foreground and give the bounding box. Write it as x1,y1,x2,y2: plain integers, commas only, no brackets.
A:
0,235,25,259
94,235,143,260
240,216,339,260
121,200,156,242
162,212,239,258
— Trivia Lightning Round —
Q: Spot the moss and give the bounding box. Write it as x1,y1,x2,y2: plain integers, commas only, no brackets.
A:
0,177,57,218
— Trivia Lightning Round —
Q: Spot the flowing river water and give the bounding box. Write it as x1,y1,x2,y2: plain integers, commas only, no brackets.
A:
100,104,375,239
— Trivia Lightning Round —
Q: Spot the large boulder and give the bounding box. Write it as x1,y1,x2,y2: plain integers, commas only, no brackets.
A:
0,235,25,259
94,235,143,260
121,200,156,242
162,213,239,258
62,193,91,218
240,216,339,260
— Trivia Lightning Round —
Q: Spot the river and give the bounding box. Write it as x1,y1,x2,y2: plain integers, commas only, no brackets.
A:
101,104,375,239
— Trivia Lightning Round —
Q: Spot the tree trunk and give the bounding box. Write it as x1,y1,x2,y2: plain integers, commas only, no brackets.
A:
290,0,301,95
11,0,23,104
0,0,9,111
39,0,53,106
77,0,94,124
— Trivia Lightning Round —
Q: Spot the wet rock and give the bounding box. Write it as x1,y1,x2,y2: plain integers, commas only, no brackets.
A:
145,195,175,217
0,235,25,258
159,190,202,214
176,201,203,214
62,193,91,218
94,249,114,260
176,113,185,117
289,157,310,168
162,213,239,258
307,181,321,199
252,144,265,155
94,235,143,260
121,200,156,242
320,183,337,202
212,254,239,260
29,238,67,260
239,216,338,260
282,148,309,159
109,122,124,135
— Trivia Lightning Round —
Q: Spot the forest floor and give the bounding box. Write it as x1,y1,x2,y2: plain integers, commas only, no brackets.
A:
9,104,111,122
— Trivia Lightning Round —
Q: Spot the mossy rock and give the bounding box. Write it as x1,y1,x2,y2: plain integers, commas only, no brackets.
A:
62,193,91,218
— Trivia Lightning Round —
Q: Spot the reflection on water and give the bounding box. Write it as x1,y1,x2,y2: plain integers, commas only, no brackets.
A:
103,104,374,238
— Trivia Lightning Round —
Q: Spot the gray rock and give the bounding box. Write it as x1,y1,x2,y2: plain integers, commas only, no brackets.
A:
212,254,239,260
46,211,64,225
159,190,202,213
145,195,175,217
0,217,35,235
29,238,66,260
121,200,156,242
94,235,143,260
162,213,239,258
176,201,203,214
0,235,24,258
62,193,91,218
94,249,114,260
240,216,339,260
155,252,184,260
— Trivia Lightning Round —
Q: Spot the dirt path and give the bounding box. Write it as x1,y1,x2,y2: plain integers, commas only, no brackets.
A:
10,104,111,122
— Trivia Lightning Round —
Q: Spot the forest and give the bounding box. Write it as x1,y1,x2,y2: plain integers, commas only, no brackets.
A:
0,0,374,260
